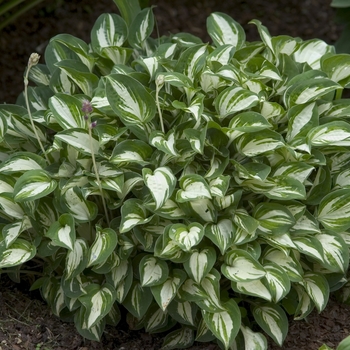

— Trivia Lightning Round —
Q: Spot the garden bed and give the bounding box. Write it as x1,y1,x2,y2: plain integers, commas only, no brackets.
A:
0,1,349,349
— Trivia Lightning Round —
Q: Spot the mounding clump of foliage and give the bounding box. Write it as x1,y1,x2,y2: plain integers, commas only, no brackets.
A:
2,2,350,349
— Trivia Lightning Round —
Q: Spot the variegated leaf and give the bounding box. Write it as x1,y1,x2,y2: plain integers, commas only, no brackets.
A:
293,39,334,69
266,176,306,201
3,218,31,248
176,175,211,202
205,219,235,255
106,258,131,288
87,227,118,268
290,211,321,236
254,202,295,236
167,300,198,326
78,283,116,329
178,278,207,302
106,74,156,125
149,130,179,156
139,255,169,287
175,45,207,82
61,273,86,299
169,223,204,252
151,269,187,311
65,238,89,279
231,279,272,302
120,198,153,233
294,284,314,320
273,162,314,184
215,86,259,118
197,269,224,312
301,272,330,312
207,44,235,67
136,56,160,80
48,93,86,129
183,247,216,283
195,318,216,342
249,19,274,54
222,249,266,282
55,60,99,97
263,262,291,303
293,236,324,263
252,303,288,346
227,111,272,141
161,327,194,350
308,121,350,146
13,169,57,202
0,238,36,268
286,102,318,142
233,209,259,235
110,139,152,165
262,248,303,282
202,299,241,350
51,33,94,71
240,325,268,350
207,12,245,49
160,72,193,88
321,53,350,86
91,13,128,52
154,198,186,220
285,78,341,107
123,281,153,319
62,187,98,222
0,152,46,173
143,167,177,210
45,213,75,251
128,7,154,50
315,232,348,273
74,308,106,341
335,168,350,189
236,130,284,157
209,175,230,197
55,128,100,155
318,189,350,232
143,304,168,333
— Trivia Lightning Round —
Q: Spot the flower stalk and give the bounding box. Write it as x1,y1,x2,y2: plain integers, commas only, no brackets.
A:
155,74,165,133
82,100,110,226
24,53,50,164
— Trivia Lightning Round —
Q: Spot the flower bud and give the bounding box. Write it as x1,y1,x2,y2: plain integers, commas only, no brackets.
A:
28,53,40,67
156,74,165,87
82,99,93,115
90,121,97,128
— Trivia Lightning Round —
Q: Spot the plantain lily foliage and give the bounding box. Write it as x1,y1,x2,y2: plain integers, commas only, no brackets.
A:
1,3,350,349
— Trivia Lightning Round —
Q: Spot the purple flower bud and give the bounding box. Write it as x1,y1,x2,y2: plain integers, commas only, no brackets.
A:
82,100,93,115
90,121,97,128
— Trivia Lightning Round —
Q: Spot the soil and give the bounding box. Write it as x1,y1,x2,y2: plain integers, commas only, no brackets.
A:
0,0,349,349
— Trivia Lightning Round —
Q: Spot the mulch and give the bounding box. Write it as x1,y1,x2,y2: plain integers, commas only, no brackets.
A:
0,0,349,349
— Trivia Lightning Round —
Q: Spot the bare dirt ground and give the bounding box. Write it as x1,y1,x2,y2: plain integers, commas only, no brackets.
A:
0,1,349,349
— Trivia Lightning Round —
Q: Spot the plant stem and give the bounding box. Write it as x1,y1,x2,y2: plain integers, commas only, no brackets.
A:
155,76,165,133
24,54,50,164
335,88,343,100
88,125,110,226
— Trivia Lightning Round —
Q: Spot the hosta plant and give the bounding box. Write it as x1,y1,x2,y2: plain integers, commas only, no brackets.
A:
1,3,350,349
